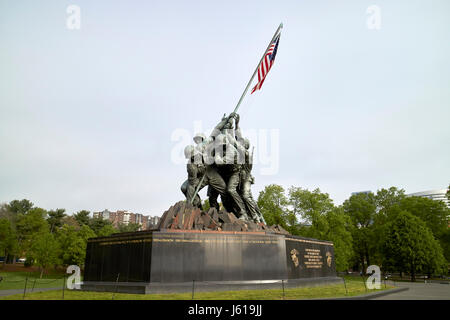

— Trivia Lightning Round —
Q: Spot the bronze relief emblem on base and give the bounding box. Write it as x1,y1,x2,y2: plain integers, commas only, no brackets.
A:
290,249,300,267
326,251,332,267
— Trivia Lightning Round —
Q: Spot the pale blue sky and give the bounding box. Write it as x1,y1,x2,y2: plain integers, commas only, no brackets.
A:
1,0,449,216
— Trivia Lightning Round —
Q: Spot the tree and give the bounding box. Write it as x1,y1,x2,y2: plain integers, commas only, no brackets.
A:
444,183,450,262
374,187,406,217
0,203,8,219
15,207,49,258
202,199,211,212
30,231,61,278
396,196,449,263
47,208,67,233
0,203,13,221
288,187,334,228
117,223,141,233
61,215,80,229
73,210,91,227
322,207,354,272
0,200,35,263
78,224,97,241
96,224,117,237
6,199,34,215
0,199,34,233
57,224,96,267
424,234,448,278
343,192,377,272
288,187,353,271
56,225,77,265
398,196,448,239
371,187,407,265
0,219,18,264
440,228,450,264
257,184,292,230
382,211,446,281
89,216,114,235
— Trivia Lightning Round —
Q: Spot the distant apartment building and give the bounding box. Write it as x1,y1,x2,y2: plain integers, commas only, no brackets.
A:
148,216,161,229
407,189,450,208
351,190,372,196
93,209,160,231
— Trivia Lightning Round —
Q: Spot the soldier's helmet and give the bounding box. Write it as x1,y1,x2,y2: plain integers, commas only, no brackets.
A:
243,138,250,149
193,133,206,144
184,145,195,159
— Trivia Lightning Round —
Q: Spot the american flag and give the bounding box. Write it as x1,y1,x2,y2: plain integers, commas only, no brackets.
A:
251,33,281,94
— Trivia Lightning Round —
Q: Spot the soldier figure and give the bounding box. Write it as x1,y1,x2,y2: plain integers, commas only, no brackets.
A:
214,132,250,221
226,114,266,224
238,139,266,224
180,145,204,208
180,112,264,224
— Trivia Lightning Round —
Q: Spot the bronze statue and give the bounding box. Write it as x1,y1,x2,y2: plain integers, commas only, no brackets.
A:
233,115,266,224
180,145,203,208
181,112,264,224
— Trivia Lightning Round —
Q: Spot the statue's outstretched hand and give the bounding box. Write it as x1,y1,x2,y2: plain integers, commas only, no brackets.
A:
234,113,240,126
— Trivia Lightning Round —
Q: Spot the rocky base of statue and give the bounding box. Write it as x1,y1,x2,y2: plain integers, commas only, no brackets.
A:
157,201,290,235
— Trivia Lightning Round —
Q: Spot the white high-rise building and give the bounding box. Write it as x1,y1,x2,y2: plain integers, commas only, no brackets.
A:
407,189,449,208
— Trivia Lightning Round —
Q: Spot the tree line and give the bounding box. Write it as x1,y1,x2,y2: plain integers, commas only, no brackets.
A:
0,200,142,278
257,185,450,280
1,185,449,280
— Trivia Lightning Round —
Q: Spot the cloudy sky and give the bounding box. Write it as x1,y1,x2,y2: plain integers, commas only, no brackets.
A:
1,0,449,216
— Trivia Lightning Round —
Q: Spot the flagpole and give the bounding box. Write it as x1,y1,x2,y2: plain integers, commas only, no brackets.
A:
190,24,283,206
232,22,283,114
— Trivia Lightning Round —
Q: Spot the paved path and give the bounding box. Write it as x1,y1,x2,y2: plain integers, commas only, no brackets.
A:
373,281,450,300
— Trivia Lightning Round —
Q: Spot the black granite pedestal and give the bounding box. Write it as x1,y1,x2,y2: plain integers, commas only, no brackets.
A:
81,230,340,294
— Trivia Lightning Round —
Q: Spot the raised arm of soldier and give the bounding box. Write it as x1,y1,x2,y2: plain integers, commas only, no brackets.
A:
228,113,247,164
213,113,236,133
233,113,244,142
197,113,237,151
197,113,238,166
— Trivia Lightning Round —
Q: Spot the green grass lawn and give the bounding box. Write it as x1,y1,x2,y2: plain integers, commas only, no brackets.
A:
0,271,69,291
0,277,394,300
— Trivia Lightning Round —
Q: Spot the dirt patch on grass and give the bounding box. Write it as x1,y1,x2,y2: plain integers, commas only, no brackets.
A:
0,264,39,273
0,264,66,275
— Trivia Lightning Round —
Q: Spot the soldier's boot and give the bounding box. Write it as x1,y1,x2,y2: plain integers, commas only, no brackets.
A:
258,214,267,225
249,212,260,223
238,210,250,221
